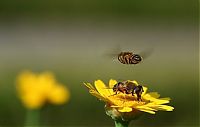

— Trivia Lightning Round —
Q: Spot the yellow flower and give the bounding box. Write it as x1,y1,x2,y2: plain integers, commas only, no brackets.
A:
84,79,174,115
16,70,70,109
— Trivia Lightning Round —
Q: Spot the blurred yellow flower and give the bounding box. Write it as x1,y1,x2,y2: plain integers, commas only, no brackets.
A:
84,79,174,115
16,71,70,109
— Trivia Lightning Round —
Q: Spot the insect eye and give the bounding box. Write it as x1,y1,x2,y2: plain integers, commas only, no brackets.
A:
133,55,142,61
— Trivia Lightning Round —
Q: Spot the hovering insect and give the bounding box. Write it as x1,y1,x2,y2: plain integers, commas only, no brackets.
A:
118,52,142,64
104,46,153,65
112,80,144,101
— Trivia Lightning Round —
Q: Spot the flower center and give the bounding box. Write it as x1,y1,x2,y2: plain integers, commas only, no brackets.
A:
108,93,146,107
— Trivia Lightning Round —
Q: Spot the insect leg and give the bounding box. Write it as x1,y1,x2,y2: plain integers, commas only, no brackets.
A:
131,90,135,96
108,91,118,97
136,93,142,101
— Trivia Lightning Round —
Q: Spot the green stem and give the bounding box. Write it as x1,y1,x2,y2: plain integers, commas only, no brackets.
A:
24,109,40,127
114,120,130,127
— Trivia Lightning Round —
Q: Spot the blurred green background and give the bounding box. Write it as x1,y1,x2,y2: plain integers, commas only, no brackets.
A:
0,0,198,127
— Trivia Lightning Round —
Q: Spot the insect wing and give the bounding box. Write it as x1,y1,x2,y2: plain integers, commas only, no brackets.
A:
103,44,122,60
139,48,154,59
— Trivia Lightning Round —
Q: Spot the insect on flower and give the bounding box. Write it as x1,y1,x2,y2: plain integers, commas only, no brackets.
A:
110,80,144,101
84,79,174,114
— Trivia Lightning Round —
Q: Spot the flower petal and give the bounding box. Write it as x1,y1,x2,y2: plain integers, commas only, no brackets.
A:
109,79,117,89
139,109,156,114
95,80,112,97
118,107,132,112
84,83,95,90
141,86,148,96
136,105,157,111
143,94,170,104
135,105,157,114
161,105,174,111
150,105,174,111
90,90,109,102
159,97,171,101
111,105,122,108
143,92,162,100
146,92,160,98
84,83,108,102
152,99,170,105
